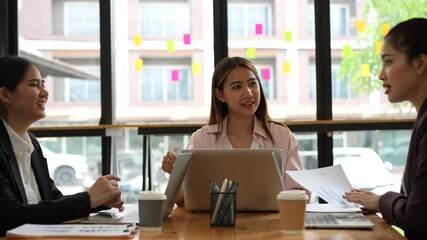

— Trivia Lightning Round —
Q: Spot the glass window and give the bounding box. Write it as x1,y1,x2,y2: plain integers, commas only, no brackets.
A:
116,0,213,124
308,1,355,37
139,1,190,37
38,136,102,194
332,130,410,195
229,1,317,121
20,0,101,127
330,4,351,37
334,0,426,120
309,58,356,100
253,59,276,100
295,132,318,170
53,62,100,102
120,134,190,203
331,60,355,99
139,63,192,102
64,1,99,36
228,1,273,37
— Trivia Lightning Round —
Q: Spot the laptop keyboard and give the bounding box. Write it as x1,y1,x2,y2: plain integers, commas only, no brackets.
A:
305,213,339,225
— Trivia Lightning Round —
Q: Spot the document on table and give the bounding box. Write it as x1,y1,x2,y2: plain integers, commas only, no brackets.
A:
286,164,358,207
6,223,138,239
306,203,361,212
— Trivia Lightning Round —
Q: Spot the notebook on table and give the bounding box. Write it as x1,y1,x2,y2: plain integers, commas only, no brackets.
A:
305,212,375,229
182,148,284,212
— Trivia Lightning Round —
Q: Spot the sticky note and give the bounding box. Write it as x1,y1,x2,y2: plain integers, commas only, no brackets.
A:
381,23,390,36
356,20,365,33
255,23,263,35
183,34,191,45
342,45,352,57
376,41,383,54
261,68,271,80
133,35,142,46
192,62,201,75
171,69,179,81
135,59,143,71
247,47,256,59
167,40,175,52
283,62,291,73
284,31,292,41
361,64,370,77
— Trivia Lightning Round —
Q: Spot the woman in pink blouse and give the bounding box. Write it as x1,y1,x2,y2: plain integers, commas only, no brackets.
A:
162,57,306,206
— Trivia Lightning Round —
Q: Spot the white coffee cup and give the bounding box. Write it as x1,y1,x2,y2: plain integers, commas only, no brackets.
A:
277,190,308,234
137,191,167,232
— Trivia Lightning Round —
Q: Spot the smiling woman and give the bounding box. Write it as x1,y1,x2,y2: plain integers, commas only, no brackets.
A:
0,55,124,237
161,57,309,206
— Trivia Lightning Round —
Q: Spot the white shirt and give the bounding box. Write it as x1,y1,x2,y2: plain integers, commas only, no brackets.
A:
2,119,41,204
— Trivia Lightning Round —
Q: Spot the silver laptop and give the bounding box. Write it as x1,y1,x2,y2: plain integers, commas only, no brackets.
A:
305,212,374,229
182,149,284,212
163,152,193,220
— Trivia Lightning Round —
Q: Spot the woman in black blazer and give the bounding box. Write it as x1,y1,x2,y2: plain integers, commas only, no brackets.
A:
0,56,124,236
344,18,427,239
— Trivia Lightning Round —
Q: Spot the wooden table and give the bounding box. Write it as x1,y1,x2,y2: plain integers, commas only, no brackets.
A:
134,208,406,239
3,208,407,239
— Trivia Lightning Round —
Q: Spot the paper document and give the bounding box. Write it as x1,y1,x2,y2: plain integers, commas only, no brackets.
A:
306,203,361,213
287,165,357,207
6,223,138,238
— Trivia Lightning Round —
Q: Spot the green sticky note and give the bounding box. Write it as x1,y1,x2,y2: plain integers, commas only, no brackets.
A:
284,31,292,41
167,40,175,52
247,47,256,59
342,45,352,57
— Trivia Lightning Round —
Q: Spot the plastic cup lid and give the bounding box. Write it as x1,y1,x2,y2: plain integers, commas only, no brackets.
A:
137,191,167,200
277,190,308,200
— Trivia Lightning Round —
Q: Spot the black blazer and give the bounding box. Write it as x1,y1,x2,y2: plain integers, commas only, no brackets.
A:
0,120,93,236
379,98,427,240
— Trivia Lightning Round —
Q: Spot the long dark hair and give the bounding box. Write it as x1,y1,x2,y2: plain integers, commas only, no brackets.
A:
385,18,427,62
0,55,34,118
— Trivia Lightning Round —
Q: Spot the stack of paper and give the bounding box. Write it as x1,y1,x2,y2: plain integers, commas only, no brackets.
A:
6,223,138,239
286,165,361,209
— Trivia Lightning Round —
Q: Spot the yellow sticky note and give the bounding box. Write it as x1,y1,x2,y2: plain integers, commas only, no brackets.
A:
167,40,175,52
284,31,292,41
342,45,352,57
381,23,390,36
133,35,142,46
135,59,143,71
361,64,370,77
283,62,291,73
376,41,383,54
192,62,201,75
247,47,256,59
356,20,365,33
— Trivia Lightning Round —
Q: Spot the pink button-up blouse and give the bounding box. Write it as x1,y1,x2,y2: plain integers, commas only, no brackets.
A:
186,116,304,191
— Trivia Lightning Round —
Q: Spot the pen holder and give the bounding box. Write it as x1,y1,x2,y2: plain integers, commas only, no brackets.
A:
210,191,236,226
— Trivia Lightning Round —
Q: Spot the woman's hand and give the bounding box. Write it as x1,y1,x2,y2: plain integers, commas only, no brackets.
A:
343,189,381,212
87,174,123,211
161,151,178,174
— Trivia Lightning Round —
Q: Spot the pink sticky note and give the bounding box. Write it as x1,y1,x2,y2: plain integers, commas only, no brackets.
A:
183,34,191,45
255,23,263,35
261,68,270,80
171,70,179,81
